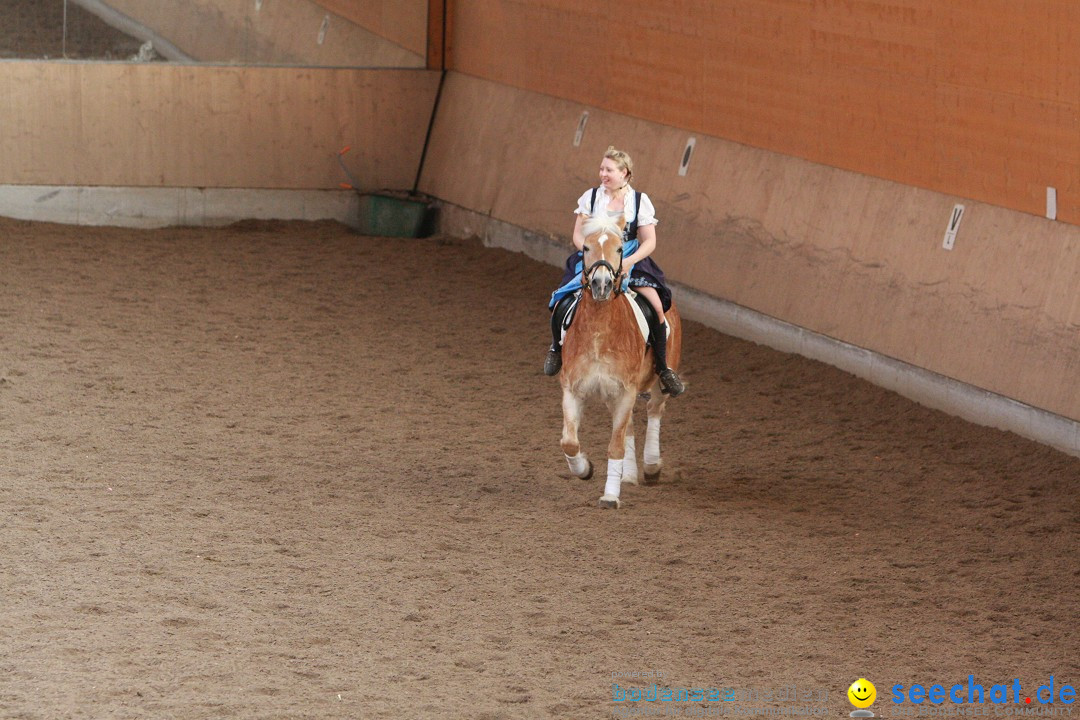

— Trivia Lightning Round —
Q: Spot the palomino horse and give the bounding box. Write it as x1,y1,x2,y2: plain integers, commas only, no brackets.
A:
558,215,683,508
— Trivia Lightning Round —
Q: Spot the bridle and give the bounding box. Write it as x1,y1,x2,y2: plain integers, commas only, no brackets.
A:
581,236,625,295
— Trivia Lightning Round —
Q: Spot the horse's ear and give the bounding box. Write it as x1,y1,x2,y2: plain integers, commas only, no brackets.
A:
615,215,627,231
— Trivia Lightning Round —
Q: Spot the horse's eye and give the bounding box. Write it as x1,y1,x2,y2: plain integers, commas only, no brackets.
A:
582,245,591,252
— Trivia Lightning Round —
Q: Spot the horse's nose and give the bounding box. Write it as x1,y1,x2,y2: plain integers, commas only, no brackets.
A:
590,274,612,299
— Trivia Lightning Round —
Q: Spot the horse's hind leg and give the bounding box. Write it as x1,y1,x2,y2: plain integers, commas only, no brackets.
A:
599,390,636,509
643,391,669,485
621,408,639,486
560,389,593,480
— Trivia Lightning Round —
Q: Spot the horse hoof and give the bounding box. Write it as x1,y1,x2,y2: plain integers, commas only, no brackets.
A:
598,495,621,509
643,466,661,485
580,460,594,481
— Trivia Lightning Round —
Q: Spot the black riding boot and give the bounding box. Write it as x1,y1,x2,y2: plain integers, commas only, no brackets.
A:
544,294,576,376
652,321,685,396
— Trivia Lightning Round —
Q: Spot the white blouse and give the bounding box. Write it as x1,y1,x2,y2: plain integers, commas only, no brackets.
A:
574,185,658,226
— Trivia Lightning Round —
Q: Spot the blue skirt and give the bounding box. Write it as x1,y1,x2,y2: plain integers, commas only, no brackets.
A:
551,251,672,311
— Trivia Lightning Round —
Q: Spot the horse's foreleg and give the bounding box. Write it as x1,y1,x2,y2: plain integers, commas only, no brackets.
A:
599,391,636,509
560,390,593,480
643,392,668,484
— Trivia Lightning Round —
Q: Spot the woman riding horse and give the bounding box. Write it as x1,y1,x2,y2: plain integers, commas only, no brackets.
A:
544,145,684,397
556,212,683,508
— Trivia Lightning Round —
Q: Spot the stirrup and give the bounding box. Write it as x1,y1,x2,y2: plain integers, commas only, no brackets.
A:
658,368,684,397
544,347,562,376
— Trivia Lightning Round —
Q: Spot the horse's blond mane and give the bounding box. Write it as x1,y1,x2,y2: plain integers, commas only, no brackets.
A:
582,216,624,240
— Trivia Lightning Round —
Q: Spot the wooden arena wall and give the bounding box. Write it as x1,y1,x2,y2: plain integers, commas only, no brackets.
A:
418,72,1080,424
447,0,1080,226
0,63,438,190
77,0,426,67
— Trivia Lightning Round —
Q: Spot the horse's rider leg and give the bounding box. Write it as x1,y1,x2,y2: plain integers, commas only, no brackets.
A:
635,286,684,397
544,292,577,376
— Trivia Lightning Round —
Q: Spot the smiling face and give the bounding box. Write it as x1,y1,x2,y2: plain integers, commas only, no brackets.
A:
848,679,876,709
598,157,629,192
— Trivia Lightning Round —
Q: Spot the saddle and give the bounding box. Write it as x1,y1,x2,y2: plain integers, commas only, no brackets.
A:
556,290,666,350
627,290,669,346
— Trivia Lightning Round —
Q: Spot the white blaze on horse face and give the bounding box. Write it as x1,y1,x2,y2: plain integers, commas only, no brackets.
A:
582,218,624,302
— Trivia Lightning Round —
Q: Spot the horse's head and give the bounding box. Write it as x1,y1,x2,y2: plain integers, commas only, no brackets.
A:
580,215,626,302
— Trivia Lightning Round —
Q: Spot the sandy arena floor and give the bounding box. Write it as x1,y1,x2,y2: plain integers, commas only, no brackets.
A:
0,218,1077,719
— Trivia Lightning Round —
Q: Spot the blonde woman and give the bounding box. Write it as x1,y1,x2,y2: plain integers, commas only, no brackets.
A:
545,146,684,397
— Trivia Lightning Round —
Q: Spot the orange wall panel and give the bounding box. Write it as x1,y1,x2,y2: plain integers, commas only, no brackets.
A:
449,0,1080,224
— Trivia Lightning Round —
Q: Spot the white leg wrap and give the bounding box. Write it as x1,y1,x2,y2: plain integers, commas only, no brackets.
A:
565,453,589,477
644,418,661,466
604,459,624,499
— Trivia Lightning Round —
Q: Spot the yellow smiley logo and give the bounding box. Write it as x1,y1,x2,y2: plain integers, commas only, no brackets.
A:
848,679,876,709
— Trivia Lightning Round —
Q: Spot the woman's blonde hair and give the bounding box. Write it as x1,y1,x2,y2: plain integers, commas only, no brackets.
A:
603,146,633,198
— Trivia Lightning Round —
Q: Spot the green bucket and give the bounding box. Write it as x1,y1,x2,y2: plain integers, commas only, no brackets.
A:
356,192,431,238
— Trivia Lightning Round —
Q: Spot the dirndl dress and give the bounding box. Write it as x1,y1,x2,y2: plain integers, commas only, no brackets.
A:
549,193,672,311
549,250,671,311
